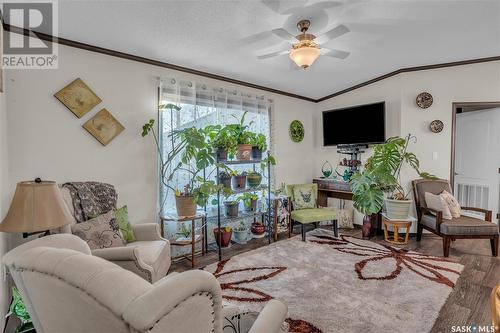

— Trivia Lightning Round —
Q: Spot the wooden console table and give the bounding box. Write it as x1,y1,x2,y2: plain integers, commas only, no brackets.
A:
313,178,353,207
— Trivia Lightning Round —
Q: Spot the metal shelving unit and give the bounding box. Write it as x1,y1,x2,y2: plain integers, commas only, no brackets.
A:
212,155,272,261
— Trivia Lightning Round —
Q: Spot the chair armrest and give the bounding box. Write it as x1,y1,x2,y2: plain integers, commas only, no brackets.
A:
132,223,163,241
123,270,223,332
92,246,138,261
419,207,443,232
248,299,287,333
461,207,493,221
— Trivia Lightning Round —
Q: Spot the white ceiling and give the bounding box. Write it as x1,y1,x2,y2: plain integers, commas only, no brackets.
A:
40,0,500,99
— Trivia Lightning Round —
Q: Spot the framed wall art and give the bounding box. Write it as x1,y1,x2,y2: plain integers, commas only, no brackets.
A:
82,108,124,146
54,78,102,118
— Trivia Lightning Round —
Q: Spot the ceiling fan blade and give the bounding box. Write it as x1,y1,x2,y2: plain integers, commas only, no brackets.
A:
237,31,275,46
262,0,309,14
323,49,350,59
315,24,350,44
271,28,296,42
257,49,289,60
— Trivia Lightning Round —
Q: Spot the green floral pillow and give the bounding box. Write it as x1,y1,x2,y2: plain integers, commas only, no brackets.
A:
292,185,316,210
115,206,136,243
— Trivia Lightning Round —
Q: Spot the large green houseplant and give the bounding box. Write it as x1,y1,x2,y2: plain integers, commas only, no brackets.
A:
350,135,436,221
142,104,221,216
225,111,255,161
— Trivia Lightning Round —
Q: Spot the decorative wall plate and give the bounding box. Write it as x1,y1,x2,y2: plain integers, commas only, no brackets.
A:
430,120,444,133
416,92,433,109
289,120,304,142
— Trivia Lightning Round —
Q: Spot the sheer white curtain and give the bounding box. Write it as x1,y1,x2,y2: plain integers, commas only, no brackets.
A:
157,77,274,245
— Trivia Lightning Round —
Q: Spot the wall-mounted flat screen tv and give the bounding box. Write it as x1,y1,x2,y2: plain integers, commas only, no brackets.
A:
322,101,386,146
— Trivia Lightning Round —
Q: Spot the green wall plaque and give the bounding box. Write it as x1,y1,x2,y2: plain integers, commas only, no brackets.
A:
289,120,304,143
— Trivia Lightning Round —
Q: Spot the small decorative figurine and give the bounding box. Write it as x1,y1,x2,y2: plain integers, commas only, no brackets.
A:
321,161,333,178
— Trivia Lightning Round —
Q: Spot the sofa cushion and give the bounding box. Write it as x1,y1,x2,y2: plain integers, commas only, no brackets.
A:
126,240,166,266
424,192,452,219
292,184,317,210
71,210,125,250
441,190,461,218
291,208,336,224
440,216,499,235
115,206,136,243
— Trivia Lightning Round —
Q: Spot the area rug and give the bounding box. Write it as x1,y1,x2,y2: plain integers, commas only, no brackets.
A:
204,229,464,333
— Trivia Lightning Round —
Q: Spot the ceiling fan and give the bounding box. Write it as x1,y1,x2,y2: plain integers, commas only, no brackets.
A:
258,19,350,69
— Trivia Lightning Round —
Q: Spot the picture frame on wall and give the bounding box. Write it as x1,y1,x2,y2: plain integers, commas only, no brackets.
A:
54,78,102,118
82,108,125,146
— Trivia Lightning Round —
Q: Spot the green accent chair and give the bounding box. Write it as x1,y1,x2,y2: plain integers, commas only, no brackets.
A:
286,183,338,241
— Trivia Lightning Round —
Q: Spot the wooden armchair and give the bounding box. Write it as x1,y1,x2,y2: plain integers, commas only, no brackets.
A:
412,179,498,257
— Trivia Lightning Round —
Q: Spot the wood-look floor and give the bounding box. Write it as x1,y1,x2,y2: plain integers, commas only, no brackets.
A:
170,226,500,332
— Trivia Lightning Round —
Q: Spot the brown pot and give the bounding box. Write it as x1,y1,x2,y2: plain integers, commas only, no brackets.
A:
236,144,252,161
232,175,247,190
175,195,196,217
362,215,372,239
213,228,232,247
219,176,232,189
216,148,228,161
244,198,258,212
251,222,265,236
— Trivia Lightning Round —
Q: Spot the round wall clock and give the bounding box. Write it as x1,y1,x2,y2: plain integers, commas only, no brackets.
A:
289,120,304,142
416,92,433,109
430,120,444,133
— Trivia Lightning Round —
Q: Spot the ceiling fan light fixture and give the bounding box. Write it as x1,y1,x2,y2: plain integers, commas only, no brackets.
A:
289,40,321,69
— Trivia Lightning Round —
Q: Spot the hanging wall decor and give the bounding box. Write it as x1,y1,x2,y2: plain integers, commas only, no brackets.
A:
83,108,124,146
430,120,444,133
289,120,304,142
416,92,433,109
54,78,102,118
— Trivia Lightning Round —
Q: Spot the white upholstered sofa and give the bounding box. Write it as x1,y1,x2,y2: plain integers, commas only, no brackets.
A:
3,234,287,333
58,186,171,283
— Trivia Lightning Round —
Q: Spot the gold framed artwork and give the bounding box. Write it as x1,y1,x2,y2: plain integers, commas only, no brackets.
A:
54,78,102,118
83,109,124,146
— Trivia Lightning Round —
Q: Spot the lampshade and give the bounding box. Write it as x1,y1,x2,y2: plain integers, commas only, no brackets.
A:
0,181,72,233
289,45,321,69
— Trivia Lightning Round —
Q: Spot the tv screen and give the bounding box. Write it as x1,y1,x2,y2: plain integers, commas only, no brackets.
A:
322,102,386,146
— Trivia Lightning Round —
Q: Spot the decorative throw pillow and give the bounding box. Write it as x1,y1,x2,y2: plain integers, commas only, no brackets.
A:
337,209,354,229
292,185,316,210
440,190,461,218
424,192,453,220
71,210,125,250
115,205,136,243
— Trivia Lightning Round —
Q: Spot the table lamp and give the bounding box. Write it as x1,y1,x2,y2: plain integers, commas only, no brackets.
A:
0,179,72,238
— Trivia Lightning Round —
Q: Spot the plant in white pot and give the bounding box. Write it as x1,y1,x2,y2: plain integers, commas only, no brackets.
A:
351,134,436,222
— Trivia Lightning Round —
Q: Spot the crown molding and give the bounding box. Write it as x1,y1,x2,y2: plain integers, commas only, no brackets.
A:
3,24,316,103
4,23,500,104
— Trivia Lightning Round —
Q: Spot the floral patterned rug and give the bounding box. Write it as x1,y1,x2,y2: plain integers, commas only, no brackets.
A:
204,229,463,333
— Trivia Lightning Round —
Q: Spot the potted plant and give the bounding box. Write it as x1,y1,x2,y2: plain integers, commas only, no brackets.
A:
245,170,262,188
142,104,221,216
175,222,191,242
251,221,266,238
214,226,232,248
238,193,258,212
226,111,254,161
218,170,232,189
350,135,436,225
233,221,249,244
206,125,237,160
231,170,247,190
223,194,240,217
250,133,267,160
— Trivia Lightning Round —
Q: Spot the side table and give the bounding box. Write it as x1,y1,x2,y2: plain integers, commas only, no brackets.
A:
381,213,417,245
161,212,206,268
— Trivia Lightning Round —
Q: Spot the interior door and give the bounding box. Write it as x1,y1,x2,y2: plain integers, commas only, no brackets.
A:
454,108,500,222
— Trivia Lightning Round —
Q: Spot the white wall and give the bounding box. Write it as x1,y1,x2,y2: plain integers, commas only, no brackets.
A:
0,71,10,329
4,43,316,224
315,61,500,226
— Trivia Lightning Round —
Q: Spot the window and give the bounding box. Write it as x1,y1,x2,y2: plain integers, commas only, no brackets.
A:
158,78,273,217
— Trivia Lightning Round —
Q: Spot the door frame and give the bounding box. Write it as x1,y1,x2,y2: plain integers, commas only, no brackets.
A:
450,101,500,187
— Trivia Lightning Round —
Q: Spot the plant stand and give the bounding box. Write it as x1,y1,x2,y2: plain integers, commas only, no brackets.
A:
381,213,416,245
161,212,206,268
